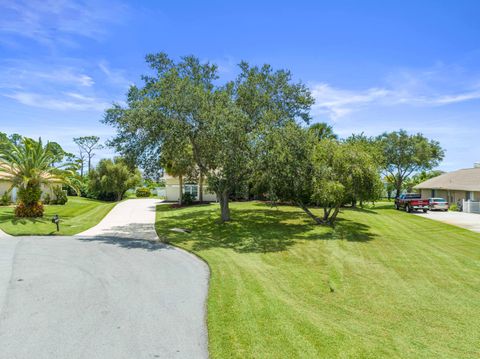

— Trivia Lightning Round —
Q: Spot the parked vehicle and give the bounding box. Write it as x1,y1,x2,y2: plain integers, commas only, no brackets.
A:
428,197,449,211
395,193,429,213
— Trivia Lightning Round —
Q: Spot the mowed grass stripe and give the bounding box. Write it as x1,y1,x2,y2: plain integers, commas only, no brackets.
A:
156,202,480,358
0,196,116,236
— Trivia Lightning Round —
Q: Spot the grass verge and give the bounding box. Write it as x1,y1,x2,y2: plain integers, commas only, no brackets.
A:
0,196,116,236
156,201,480,358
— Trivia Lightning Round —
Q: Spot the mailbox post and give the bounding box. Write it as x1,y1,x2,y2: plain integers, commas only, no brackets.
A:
52,214,60,232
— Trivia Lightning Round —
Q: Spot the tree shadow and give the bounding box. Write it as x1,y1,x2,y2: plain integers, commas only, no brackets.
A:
0,213,49,226
157,204,376,254
76,235,172,251
75,222,172,252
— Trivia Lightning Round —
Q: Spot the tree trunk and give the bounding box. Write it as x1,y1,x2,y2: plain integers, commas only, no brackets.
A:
297,202,323,225
88,155,92,174
199,172,204,203
323,207,332,221
395,179,402,198
178,175,183,205
328,205,341,224
219,191,230,222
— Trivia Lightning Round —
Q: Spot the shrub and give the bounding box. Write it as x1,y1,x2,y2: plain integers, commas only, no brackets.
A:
449,204,459,212
182,192,195,205
18,185,42,206
43,193,51,205
52,186,68,205
67,179,90,197
15,201,44,217
0,191,11,206
136,187,151,198
88,158,142,201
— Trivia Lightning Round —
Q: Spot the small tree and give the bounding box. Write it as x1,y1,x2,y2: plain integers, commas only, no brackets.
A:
74,136,104,174
377,130,444,198
255,125,381,225
88,158,141,201
311,140,382,222
344,133,383,207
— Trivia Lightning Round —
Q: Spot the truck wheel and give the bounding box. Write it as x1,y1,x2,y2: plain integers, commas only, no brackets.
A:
405,205,410,213
423,209,428,213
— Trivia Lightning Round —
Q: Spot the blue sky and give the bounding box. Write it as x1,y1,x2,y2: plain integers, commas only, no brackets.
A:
1,0,480,170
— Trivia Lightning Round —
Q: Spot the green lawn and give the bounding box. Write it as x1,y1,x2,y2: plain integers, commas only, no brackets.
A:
0,196,116,236
156,202,480,359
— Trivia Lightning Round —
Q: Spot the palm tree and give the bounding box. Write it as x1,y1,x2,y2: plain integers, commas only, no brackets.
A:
161,140,195,206
308,122,338,141
0,137,77,217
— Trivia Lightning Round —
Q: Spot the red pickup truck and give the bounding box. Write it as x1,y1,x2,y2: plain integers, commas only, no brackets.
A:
395,193,429,213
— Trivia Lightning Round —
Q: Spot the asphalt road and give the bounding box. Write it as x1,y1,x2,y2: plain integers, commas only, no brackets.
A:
0,199,209,359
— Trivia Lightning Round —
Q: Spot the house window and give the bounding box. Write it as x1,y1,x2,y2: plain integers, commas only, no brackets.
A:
184,184,198,199
431,189,436,197
466,191,475,201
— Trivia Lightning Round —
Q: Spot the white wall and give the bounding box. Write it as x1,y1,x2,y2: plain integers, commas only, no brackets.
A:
165,184,217,202
0,181,58,203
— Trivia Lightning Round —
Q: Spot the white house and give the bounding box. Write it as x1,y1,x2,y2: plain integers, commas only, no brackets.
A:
414,164,480,204
0,172,58,203
163,173,217,202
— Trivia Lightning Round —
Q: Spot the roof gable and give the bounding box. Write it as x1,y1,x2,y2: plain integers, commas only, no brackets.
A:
414,168,480,191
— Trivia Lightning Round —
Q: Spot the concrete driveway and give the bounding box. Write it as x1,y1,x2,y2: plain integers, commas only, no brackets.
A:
415,210,480,233
0,199,209,359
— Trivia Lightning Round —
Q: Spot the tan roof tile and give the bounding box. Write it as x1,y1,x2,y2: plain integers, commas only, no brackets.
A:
414,167,480,191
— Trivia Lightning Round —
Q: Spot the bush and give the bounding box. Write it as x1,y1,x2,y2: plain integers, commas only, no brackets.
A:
18,185,42,206
449,204,459,212
182,192,195,205
52,186,68,205
88,158,142,201
43,193,51,205
0,191,11,206
67,178,90,197
15,201,44,217
136,187,151,197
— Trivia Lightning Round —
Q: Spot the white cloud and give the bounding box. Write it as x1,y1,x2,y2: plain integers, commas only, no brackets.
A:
0,66,94,88
311,66,480,120
5,91,109,111
0,0,127,46
98,61,132,88
311,83,391,119
429,91,480,105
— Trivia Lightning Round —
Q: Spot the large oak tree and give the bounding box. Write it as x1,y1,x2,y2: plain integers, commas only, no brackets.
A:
104,53,313,222
377,130,444,198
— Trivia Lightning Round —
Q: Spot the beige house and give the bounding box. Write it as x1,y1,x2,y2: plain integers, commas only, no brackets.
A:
0,173,58,203
414,165,480,204
164,173,217,202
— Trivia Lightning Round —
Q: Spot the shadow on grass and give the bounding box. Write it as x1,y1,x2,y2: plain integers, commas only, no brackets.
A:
0,212,49,226
157,204,376,254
